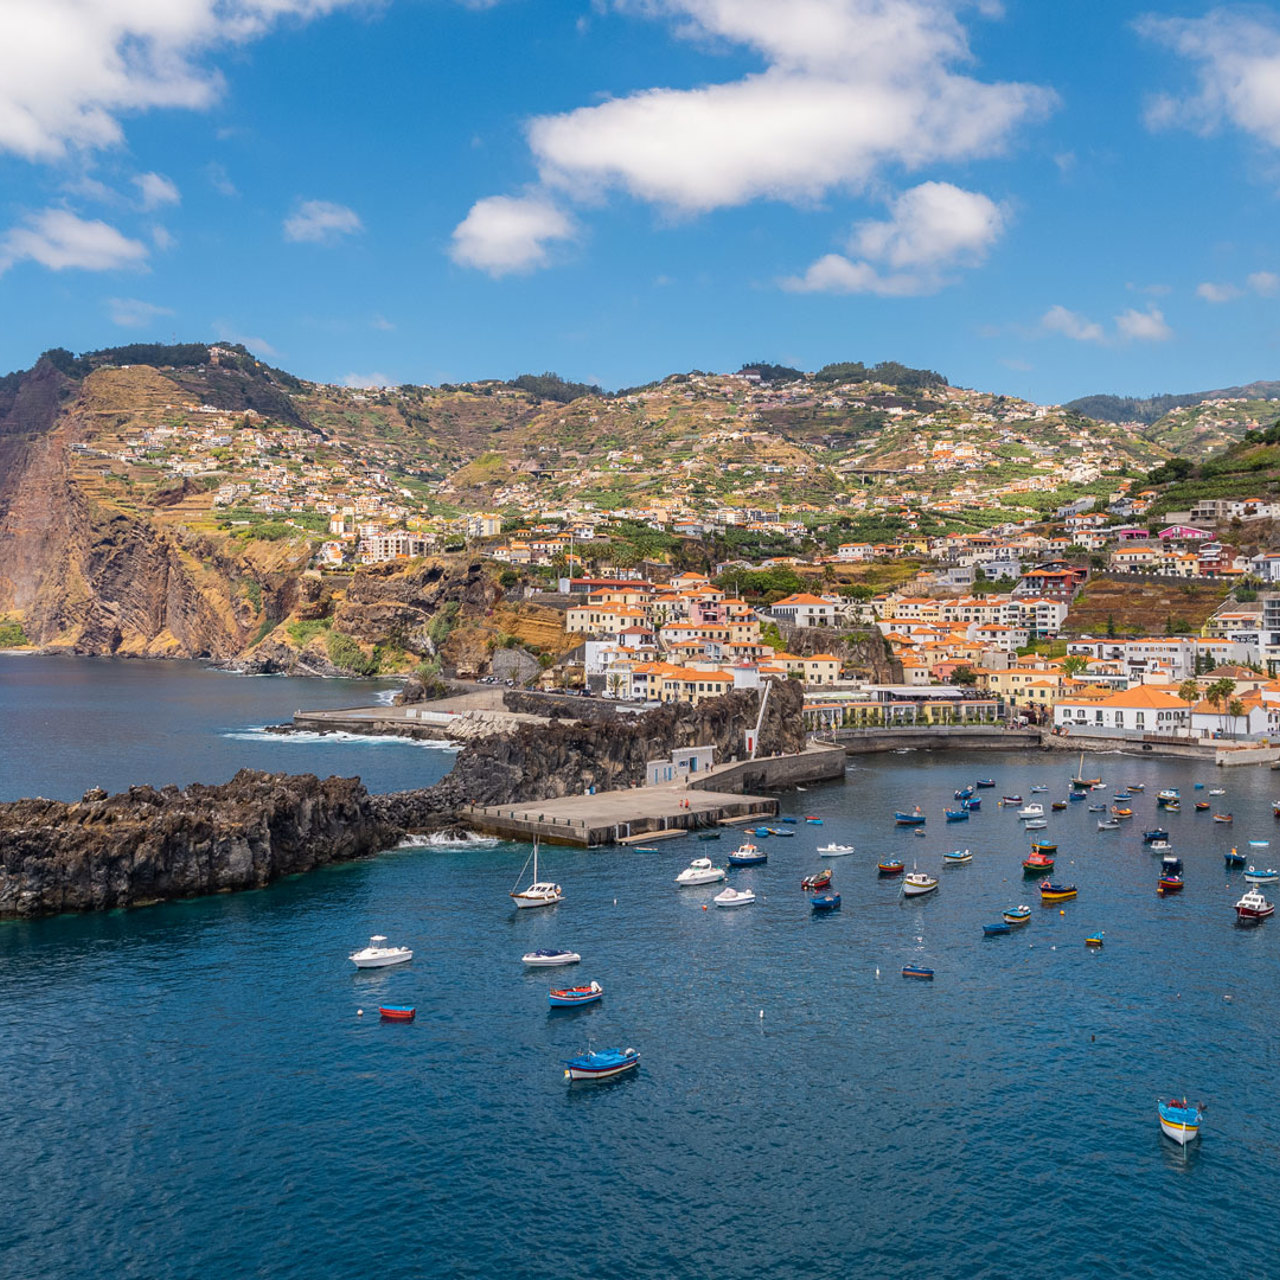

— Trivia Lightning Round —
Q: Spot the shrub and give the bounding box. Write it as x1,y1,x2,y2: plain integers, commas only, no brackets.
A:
326,630,378,676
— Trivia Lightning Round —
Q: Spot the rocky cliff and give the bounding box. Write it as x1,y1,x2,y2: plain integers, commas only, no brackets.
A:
0,770,400,919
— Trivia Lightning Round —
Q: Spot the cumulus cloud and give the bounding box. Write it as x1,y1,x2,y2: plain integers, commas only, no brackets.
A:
783,182,1006,295
454,0,1051,272
108,297,174,327
1115,305,1173,342
1248,270,1280,296
1197,281,1242,303
1,208,148,273
284,200,363,245
1041,304,1105,343
1138,9,1280,148
133,172,180,210
0,0,376,161
450,194,576,275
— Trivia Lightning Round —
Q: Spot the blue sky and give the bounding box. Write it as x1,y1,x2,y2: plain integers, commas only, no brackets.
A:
4,1,1280,404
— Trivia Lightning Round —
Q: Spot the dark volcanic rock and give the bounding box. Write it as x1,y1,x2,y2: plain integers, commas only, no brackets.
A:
0,769,400,919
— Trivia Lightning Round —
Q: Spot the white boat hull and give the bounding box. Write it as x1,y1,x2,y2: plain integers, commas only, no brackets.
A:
714,889,756,908
350,950,413,969
676,870,726,885
523,952,581,966
1159,1115,1200,1145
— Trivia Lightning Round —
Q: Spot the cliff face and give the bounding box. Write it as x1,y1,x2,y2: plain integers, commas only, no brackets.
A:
0,770,400,918
376,679,807,827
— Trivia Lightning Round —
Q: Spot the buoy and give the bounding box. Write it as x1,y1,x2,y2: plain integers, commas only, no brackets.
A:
875,967,880,979
613,899,617,905
759,1009,764,1019
702,904,708,910
357,1009,364,1017
1060,909,1065,915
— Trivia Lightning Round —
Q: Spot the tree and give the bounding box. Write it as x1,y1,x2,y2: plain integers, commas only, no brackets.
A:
1227,697,1246,738
951,664,979,686
1205,677,1236,736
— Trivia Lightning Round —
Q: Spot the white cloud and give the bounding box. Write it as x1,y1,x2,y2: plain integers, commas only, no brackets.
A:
133,172,180,210
0,0,375,161
107,297,174,327
1248,270,1280,296
783,181,1006,295
1115,305,1173,343
1138,9,1280,148
343,372,392,388
455,1,1051,271
1197,281,1242,303
213,323,278,358
206,162,238,197
450,194,576,275
371,314,395,331
1,208,148,273
152,225,177,251
283,199,363,245
1041,305,1105,343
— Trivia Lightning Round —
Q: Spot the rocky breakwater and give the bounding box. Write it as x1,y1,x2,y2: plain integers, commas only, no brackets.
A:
0,769,401,919
374,679,807,830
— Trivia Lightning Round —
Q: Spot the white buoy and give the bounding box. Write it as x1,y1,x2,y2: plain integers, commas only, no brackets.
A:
759,1009,764,1019
357,1009,364,1016
875,968,880,979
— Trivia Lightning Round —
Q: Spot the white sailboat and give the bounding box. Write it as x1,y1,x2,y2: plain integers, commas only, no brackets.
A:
510,838,563,909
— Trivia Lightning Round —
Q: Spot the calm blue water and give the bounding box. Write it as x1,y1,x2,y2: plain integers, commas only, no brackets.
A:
2,660,1280,1278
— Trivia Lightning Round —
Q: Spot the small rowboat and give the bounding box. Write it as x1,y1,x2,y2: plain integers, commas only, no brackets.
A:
894,810,926,826
523,949,581,967
954,787,975,800
1085,934,1104,948
1098,819,1121,831
1165,801,1181,812
1194,802,1210,812
697,831,721,841
378,1005,416,1021
1244,867,1279,884
1225,847,1247,866
1157,875,1184,895
1068,791,1086,802
1001,795,1023,805
810,892,841,912
902,965,934,979
878,860,905,877
1249,840,1270,848
943,849,973,865
1088,804,1106,812
1111,806,1133,818
1143,829,1169,844
983,922,1011,936
1209,788,1225,796
1128,783,1145,792
1112,791,1132,800
944,808,969,822
1030,785,1049,793
963,797,982,811
975,779,996,788
1031,841,1057,854
1024,819,1048,831
801,869,832,890
766,827,795,837
1213,813,1233,824
780,816,798,824
1039,879,1077,902
1003,905,1032,925
1158,1098,1203,1145
548,981,603,1008
564,1046,639,1082
1051,801,1067,812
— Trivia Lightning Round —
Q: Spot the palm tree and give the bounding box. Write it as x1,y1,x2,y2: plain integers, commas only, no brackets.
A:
1176,678,1200,736
1206,677,1236,737
1062,654,1088,680
1227,697,1246,739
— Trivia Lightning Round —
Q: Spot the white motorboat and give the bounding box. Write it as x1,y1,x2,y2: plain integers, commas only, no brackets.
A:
1023,819,1048,831
1017,803,1045,819
1235,888,1275,922
1030,785,1049,793
510,838,563,909
713,886,756,908
349,935,413,969
902,871,939,897
675,856,727,886
522,948,581,966
1149,839,1171,852
817,842,855,856
1209,788,1225,796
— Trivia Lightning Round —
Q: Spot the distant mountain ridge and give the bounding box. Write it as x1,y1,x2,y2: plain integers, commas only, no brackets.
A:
1066,381,1280,425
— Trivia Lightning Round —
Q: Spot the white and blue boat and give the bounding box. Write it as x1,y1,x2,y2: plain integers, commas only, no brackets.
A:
810,892,841,912
963,796,982,811
895,809,926,826
728,842,767,866
1143,829,1170,844
548,981,603,1008
943,849,973,865
944,808,969,822
1158,1098,1203,1145
564,1046,639,1082
954,786,975,800
1244,867,1279,884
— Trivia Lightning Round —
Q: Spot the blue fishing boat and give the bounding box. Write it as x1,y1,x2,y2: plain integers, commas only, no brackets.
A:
1143,829,1170,844
944,808,969,822
548,981,603,1008
1158,1098,1203,1145
1193,782,1204,790
564,1046,639,1082
901,965,934,979
767,827,795,837
975,779,996,789
751,827,772,837
954,786,975,800
895,809,926,826
1067,791,1086,802
1002,905,1032,925
1225,846,1247,866
728,843,768,866
983,922,1012,936
1113,790,1132,800
780,816,798,824
963,796,982,811
810,892,841,911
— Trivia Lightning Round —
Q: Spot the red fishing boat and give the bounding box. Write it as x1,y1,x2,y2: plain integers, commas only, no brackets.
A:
379,1005,416,1021
802,869,833,890
1157,875,1184,895
1023,851,1055,874
877,859,905,877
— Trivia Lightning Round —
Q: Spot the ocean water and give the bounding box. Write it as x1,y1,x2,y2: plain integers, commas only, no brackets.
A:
2,661,1280,1278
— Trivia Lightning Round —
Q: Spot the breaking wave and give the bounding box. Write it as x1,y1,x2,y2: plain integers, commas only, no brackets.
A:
222,728,459,751
396,832,501,849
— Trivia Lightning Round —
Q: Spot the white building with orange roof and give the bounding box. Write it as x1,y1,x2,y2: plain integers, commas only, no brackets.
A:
767,592,840,628
1053,684,1191,737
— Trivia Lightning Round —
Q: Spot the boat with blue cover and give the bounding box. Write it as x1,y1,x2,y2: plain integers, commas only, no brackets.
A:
963,797,981,810
810,892,841,911
805,816,823,825
983,922,1011,936
1067,791,1085,802
895,809,926,826
1143,829,1169,844
1112,790,1132,800
1158,1098,1203,1145
1244,867,1279,884
943,849,973,865
944,808,969,822
901,965,934,979
750,827,772,837
564,1046,639,1082
780,816,798,824
1002,905,1032,925
548,981,603,1008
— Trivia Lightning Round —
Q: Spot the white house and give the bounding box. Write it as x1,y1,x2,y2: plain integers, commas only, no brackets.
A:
1053,685,1191,737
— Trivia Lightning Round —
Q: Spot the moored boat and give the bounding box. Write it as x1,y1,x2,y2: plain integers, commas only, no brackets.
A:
944,808,969,822
1030,785,1049,793
894,808,926,826
1157,1098,1203,1145
943,849,973,865
817,842,855,856
1097,820,1120,831
1002,905,1032,925
805,816,823,825
697,831,721,841
727,842,767,866
902,870,939,897
1039,879,1077,902
1194,802,1210,812
1031,841,1057,854
1111,806,1133,818
1017,803,1044,819
1225,846,1247,867
510,838,564,909
564,1046,639,1082
349,935,413,970
714,886,756,908
523,949,581,966
877,859,905,877
1148,838,1171,852
954,786,975,800
1243,866,1279,884
1128,783,1145,792
983,922,1011,936
1235,887,1275,921
675,857,727,886
963,796,981,810
1143,829,1169,844
1157,875,1184,895
1000,794,1023,805
548,981,603,1008
1156,788,1180,806
901,964,934,979
1161,854,1183,875
378,1005,415,1020
810,892,841,911
801,869,832,890
1051,801,1067,812
1085,933,1104,948
1213,813,1233,824
1023,818,1048,831
976,779,996,788
1088,804,1107,812
1023,852,1055,874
